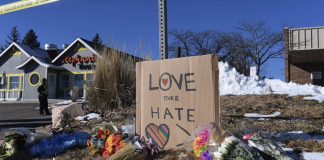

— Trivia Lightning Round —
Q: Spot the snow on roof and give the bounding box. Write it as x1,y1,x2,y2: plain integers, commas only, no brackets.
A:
17,43,51,60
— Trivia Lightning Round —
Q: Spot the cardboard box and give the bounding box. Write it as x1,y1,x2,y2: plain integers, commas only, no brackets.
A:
136,54,220,149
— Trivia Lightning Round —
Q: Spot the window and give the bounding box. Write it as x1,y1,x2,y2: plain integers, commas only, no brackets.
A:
21,76,24,90
0,77,7,89
9,76,19,90
311,71,322,79
86,73,94,88
49,75,55,87
29,72,41,86
73,74,84,89
60,74,71,89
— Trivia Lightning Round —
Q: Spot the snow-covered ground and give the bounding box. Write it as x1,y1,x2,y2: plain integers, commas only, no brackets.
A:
219,62,324,159
219,62,324,102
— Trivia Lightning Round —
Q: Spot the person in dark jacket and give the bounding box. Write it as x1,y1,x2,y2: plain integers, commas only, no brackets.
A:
38,78,51,116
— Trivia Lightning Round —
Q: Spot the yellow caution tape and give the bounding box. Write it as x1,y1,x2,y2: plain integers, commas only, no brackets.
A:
0,0,59,15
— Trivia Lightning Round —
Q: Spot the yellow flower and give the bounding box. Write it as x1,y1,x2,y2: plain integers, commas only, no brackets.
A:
107,136,113,146
119,140,126,147
108,146,114,153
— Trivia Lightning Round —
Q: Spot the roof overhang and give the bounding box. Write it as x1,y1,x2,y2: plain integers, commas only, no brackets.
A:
0,42,30,58
51,37,100,63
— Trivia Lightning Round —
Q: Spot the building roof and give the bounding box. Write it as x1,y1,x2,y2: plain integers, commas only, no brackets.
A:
51,37,99,63
0,42,30,58
1,37,143,70
16,56,64,70
17,43,51,60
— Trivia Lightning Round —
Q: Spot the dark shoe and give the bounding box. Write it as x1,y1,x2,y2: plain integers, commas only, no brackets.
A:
46,113,52,115
40,113,44,116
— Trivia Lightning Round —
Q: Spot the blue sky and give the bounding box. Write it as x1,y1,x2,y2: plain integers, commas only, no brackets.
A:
0,0,323,81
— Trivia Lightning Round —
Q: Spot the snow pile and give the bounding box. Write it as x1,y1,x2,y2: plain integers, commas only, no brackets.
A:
75,113,100,123
219,62,324,102
56,100,72,105
244,112,281,118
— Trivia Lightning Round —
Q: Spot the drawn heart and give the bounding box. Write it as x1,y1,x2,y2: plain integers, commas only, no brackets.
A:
162,78,168,86
145,123,170,149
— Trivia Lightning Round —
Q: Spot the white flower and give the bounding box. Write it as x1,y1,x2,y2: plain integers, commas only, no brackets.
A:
221,143,228,149
224,136,237,144
214,152,223,159
218,146,227,154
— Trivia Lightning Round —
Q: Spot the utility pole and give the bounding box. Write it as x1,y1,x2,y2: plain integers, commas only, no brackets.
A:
158,0,168,60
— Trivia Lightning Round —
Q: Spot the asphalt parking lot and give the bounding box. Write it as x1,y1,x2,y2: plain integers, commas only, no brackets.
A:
0,100,58,129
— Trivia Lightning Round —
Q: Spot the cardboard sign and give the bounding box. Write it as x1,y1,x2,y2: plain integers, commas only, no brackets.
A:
136,54,220,149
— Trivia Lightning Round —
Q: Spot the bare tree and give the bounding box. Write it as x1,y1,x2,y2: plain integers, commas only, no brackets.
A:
168,29,223,58
168,29,193,57
236,20,284,77
220,32,253,76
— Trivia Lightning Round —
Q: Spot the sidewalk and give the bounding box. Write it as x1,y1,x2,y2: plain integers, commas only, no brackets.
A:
0,99,67,104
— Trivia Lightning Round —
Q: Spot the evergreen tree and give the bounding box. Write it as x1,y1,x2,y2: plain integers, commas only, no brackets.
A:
22,29,40,48
1,25,21,51
0,45,5,52
92,33,102,50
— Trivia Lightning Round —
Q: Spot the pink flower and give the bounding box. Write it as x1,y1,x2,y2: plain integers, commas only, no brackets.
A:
199,130,209,144
243,134,251,143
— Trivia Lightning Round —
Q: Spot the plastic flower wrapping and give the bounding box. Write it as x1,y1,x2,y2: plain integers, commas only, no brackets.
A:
239,127,293,160
1,133,26,158
29,131,89,157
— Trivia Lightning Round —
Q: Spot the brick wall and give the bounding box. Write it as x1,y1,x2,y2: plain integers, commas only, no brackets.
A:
289,63,324,86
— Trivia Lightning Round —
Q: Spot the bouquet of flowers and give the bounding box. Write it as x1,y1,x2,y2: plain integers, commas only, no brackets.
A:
133,136,159,156
193,129,213,160
1,133,26,157
106,136,157,160
235,126,292,160
29,131,89,157
87,128,113,154
185,122,263,160
213,136,264,160
101,133,127,157
243,131,292,160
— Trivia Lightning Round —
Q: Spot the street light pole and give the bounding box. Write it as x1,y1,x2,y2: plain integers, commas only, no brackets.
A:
158,0,168,60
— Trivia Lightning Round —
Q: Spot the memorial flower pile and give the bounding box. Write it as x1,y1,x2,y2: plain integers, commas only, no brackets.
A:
243,131,293,160
193,129,213,160
29,132,89,157
213,136,264,160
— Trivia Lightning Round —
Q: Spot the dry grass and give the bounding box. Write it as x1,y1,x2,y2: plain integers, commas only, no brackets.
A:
221,94,324,119
285,138,324,152
86,44,138,111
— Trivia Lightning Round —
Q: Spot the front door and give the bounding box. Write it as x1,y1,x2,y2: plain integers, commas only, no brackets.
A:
48,73,56,99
